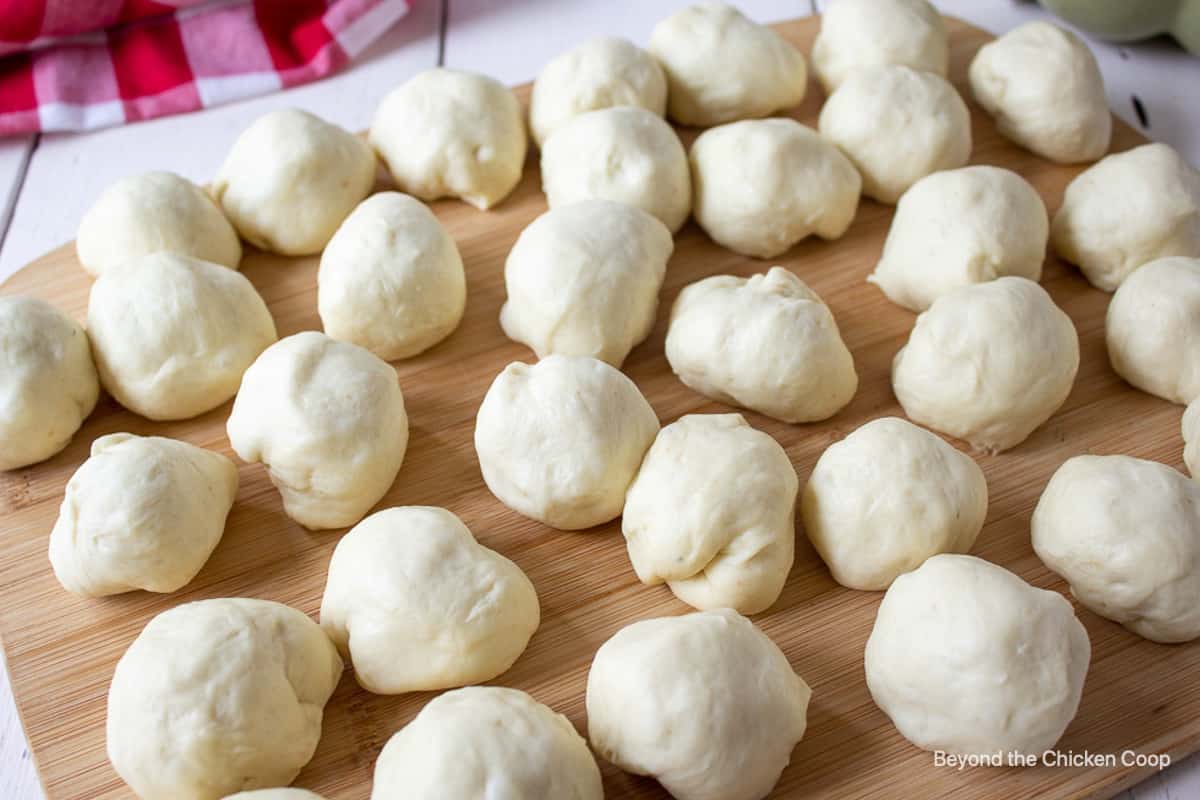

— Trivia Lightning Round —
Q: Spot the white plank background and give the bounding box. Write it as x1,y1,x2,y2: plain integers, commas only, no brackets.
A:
1,1,1199,798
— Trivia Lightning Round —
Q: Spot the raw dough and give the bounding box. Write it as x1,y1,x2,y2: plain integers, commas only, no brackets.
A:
320,506,539,694
474,354,659,530
77,171,241,276
87,252,277,421
801,417,987,590
1051,143,1200,291
865,554,1090,756
370,68,526,210
818,64,971,204
227,332,408,530
371,687,602,800
649,1,807,126
1184,398,1200,480
587,609,811,800
665,267,857,423
224,791,326,800
500,199,673,366
892,276,1079,452
107,598,342,800
318,192,466,360
540,106,690,232
690,118,861,258
869,165,1049,311
48,434,238,597
214,108,376,255
811,0,948,93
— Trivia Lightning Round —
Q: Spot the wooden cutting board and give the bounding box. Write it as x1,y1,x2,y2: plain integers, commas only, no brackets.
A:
1,14,1195,800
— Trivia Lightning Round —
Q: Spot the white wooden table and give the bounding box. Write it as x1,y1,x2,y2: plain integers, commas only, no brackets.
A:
1,1,1198,798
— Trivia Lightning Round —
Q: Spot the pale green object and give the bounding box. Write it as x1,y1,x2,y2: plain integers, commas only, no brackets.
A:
1039,0,1200,54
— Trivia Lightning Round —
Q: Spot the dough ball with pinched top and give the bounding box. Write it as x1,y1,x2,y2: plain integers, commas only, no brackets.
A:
812,0,947,93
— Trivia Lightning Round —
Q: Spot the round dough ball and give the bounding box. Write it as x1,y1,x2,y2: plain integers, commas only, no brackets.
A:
665,267,857,423
1184,398,1200,480
690,118,861,258
48,433,238,597
76,171,241,277
801,417,987,591
968,21,1110,164
587,609,811,800
227,332,408,530
500,200,673,366
318,192,466,360
370,68,526,210
320,506,539,694
371,686,602,800
811,0,948,93
214,108,375,255
107,598,343,800
865,554,1089,756
540,106,690,232
622,413,797,614
224,791,326,800
0,296,98,471
1051,143,1200,291
474,354,658,530
818,65,971,204
649,1,807,126
869,165,1049,311
530,36,667,146
87,252,277,421
892,276,1079,452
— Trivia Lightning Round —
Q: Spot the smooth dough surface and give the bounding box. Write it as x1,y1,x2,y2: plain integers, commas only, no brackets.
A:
227,332,408,530
474,355,659,530
811,0,947,93
666,267,857,423
865,554,1090,756
1185,398,1200,480
587,609,811,800
107,598,343,800
223,791,326,800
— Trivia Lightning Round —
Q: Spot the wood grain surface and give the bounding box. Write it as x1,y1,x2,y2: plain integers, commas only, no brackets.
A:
0,15,1194,800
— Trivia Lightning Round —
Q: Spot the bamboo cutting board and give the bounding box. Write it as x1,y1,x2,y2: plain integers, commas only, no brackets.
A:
1,14,1196,800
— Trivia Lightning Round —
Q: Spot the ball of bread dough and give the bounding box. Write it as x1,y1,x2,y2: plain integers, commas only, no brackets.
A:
227,332,408,530
801,417,987,591
622,413,797,614
892,276,1078,452
474,355,658,530
87,252,277,421
530,36,667,146
1051,143,1200,291
318,192,466,361
969,21,1110,164
865,554,1090,756
1184,399,1200,480
666,267,857,423
690,118,861,258
818,65,971,204
214,109,376,255
811,0,947,93
869,166,1049,311
500,200,673,366
320,506,539,694
649,1,807,126
370,68,526,210
77,171,241,276
0,296,98,471
107,598,343,800
224,791,326,800
372,686,602,800
587,609,811,800
48,433,238,597
540,106,690,232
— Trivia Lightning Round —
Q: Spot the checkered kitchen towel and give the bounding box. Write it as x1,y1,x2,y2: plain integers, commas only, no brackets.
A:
0,0,411,135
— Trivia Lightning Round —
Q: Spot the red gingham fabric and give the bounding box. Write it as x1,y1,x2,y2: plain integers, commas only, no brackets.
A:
0,0,411,135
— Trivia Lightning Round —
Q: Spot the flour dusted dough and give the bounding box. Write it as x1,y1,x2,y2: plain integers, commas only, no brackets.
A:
107,598,342,800
587,609,811,800
811,0,947,93
224,791,326,800
1185,399,1200,480
690,118,861,258
227,332,408,530
666,267,857,423
865,554,1090,756
892,276,1078,452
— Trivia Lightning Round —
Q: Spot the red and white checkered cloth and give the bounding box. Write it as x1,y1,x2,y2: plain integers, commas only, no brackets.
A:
0,0,411,135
